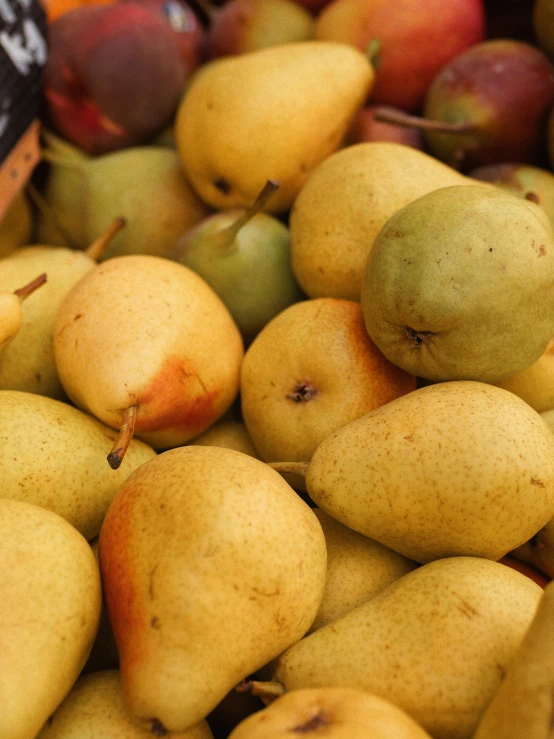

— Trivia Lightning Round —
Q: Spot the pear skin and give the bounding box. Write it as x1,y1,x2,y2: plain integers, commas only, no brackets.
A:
0,292,23,351
495,338,554,413
229,687,432,738
0,499,102,739
175,41,375,213
190,419,259,458
37,671,213,739
305,382,554,563
0,192,32,257
98,446,327,733
54,255,244,451
272,557,543,739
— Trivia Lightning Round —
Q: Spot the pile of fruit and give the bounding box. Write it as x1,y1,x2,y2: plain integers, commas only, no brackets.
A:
4,0,554,736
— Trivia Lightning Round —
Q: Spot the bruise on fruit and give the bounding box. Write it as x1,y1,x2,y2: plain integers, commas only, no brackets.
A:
404,326,434,348
286,381,319,403
149,717,168,736
291,711,330,732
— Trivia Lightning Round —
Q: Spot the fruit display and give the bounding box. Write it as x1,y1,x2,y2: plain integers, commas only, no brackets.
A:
4,0,554,736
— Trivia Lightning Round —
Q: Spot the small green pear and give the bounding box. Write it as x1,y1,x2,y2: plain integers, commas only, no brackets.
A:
0,274,47,352
175,180,303,339
0,498,102,739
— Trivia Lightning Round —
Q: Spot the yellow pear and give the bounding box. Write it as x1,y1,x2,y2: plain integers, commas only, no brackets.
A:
229,687,432,738
289,142,477,300
0,390,155,539
495,338,554,413
301,381,554,563
175,41,375,213
0,192,32,257
37,671,213,739
98,446,327,733
240,298,415,463
0,498,102,739
270,557,542,739
0,274,47,352
310,509,417,632
190,419,259,457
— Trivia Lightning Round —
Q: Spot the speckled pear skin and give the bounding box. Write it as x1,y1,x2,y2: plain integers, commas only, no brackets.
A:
273,557,543,739
0,391,155,539
37,671,214,739
0,292,22,351
99,446,327,733
53,255,244,449
0,499,102,739
306,381,554,563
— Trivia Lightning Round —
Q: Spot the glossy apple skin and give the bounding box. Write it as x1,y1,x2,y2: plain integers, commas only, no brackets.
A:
315,0,485,111
44,4,187,154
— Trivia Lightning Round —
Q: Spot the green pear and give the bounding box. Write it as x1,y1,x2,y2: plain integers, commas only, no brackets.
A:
291,381,554,564
98,446,327,733
175,180,303,339
0,390,155,539
310,510,417,632
0,274,47,352
0,219,124,399
37,671,214,739
175,41,375,213
361,185,554,382
269,557,542,739
290,142,475,301
0,192,32,257
0,498,101,739
54,255,244,460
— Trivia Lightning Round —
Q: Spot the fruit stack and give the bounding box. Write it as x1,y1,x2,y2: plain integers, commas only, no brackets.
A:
2,0,554,737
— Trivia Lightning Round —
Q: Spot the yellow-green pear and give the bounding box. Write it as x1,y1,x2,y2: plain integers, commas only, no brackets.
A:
0,390,155,539
229,687,432,738
190,419,259,458
495,338,554,413
303,381,554,563
175,41,375,213
0,498,102,739
0,192,32,257
0,274,46,352
98,446,327,733
473,579,554,739
37,671,213,739
0,219,124,399
361,185,554,383
290,142,473,300
310,509,417,632
270,557,542,739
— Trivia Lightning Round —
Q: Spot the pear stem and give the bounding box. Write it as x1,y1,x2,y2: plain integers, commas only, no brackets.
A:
236,680,285,701
268,461,309,478
107,405,137,470
13,273,47,301
25,180,79,249
372,106,478,134
85,217,126,261
219,179,280,247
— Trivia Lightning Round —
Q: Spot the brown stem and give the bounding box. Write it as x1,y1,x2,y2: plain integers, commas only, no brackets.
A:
268,462,309,478
107,405,137,470
220,179,280,246
25,180,79,249
13,273,47,300
372,106,478,134
236,680,285,701
85,217,126,261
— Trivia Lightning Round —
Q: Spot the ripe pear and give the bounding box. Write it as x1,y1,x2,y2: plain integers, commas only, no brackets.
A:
0,192,32,257
241,297,416,463
54,255,244,462
175,41,375,213
361,185,554,382
0,219,124,399
494,338,554,413
98,446,327,733
290,142,474,301
0,274,47,352
269,557,542,739
310,510,417,631
175,180,303,339
0,390,155,539
229,687,432,738
0,498,102,739
295,381,554,564
191,420,259,458
37,671,213,739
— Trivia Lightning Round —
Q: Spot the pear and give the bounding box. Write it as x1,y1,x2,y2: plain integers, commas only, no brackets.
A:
0,274,47,352
175,180,303,339
273,381,554,564
0,390,155,539
229,687,432,738
361,185,554,382
289,142,474,301
190,419,259,458
0,498,102,739
267,557,543,739
0,192,33,257
494,338,554,413
98,446,327,733
175,41,375,213
310,510,417,632
511,516,554,581
37,671,213,738
241,297,416,463
54,255,244,464
473,580,554,738
0,218,124,399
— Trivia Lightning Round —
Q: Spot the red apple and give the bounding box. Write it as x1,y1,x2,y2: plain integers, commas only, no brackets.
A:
345,105,422,148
